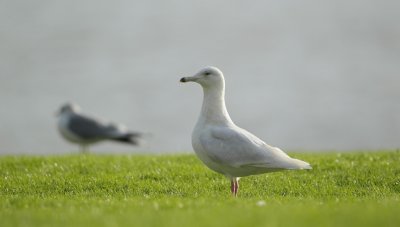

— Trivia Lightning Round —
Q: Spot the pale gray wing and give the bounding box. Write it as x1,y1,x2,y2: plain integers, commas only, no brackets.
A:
199,126,290,169
68,114,120,140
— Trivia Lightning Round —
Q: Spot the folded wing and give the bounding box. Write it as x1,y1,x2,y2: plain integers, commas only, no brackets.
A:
68,114,128,140
200,126,310,170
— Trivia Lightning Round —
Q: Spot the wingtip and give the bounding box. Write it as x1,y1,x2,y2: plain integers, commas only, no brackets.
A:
292,159,312,170
303,164,312,170
301,161,312,170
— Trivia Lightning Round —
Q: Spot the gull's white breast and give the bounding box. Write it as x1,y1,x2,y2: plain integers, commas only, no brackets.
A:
192,123,228,175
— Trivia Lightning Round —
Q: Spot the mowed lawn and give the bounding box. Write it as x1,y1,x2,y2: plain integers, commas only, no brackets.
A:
0,152,399,227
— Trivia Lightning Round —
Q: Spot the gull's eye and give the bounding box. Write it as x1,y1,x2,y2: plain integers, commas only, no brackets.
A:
204,71,211,76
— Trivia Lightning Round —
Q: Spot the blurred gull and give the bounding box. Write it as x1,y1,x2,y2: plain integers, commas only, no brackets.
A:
180,66,311,196
57,103,141,153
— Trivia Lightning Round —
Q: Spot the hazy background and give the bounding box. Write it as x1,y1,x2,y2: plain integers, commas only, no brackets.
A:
1,0,399,154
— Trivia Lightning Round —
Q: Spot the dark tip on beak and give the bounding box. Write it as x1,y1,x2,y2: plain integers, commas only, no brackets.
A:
180,77,186,83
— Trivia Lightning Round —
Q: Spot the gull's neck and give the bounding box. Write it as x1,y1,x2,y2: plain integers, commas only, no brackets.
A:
199,84,233,126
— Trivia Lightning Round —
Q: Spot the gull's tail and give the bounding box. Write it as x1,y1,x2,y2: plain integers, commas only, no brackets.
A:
112,132,141,145
271,147,312,170
287,158,312,170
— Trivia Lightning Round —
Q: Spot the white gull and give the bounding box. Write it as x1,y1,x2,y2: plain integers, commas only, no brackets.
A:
180,66,311,196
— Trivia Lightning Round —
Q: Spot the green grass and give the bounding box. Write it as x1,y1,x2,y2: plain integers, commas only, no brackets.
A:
0,152,399,227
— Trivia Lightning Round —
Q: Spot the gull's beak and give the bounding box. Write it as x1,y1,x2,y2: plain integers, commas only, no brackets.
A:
180,76,198,83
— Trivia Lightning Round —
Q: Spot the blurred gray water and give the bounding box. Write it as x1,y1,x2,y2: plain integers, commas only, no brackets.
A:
0,0,399,154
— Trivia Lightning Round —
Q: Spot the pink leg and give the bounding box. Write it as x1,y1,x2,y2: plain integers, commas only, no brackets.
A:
230,180,235,195
230,178,239,197
234,178,239,196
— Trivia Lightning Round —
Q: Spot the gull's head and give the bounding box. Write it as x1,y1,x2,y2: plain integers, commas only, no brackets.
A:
180,66,224,89
57,103,81,116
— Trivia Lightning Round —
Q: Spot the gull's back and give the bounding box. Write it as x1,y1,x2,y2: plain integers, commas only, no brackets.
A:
58,111,126,145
